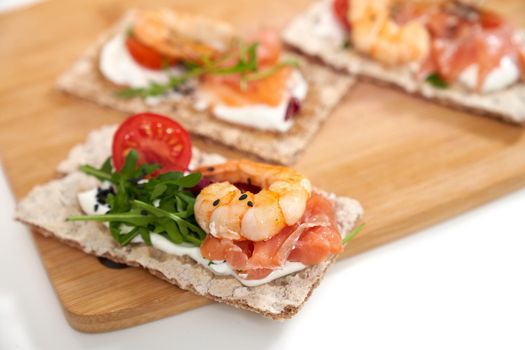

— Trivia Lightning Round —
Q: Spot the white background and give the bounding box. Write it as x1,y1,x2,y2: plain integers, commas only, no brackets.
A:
1,1,524,349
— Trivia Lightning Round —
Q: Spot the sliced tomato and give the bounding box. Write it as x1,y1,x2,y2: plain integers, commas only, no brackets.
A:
333,0,351,31
112,113,192,173
125,35,175,70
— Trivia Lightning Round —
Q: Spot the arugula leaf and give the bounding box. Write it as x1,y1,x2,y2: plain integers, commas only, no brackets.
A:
426,73,448,89
151,183,168,199
115,87,147,98
79,164,112,182
101,158,113,174
341,39,352,49
120,149,139,177
342,224,364,245
139,227,152,245
160,218,184,244
68,212,153,226
68,150,205,247
125,26,134,38
244,59,299,82
119,226,142,246
173,172,201,188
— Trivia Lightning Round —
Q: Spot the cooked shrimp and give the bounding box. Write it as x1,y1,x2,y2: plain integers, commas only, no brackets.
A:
350,0,430,65
133,8,235,62
194,160,312,242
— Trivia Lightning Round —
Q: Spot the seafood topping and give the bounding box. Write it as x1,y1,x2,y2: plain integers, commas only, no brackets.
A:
200,192,342,280
132,9,235,65
195,159,312,241
416,1,524,90
119,10,299,104
349,0,431,65
233,182,262,194
200,29,294,108
196,159,342,280
387,0,524,89
70,114,349,285
111,9,307,133
334,0,524,90
191,178,263,196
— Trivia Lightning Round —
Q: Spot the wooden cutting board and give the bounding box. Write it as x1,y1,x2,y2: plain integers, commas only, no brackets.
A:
2,0,525,333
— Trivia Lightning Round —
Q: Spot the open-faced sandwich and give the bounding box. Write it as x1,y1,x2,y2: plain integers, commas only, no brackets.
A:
283,0,525,123
16,113,363,319
57,8,354,164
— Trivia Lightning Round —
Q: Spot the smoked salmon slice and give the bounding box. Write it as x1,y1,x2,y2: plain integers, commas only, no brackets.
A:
201,30,293,108
200,192,342,280
398,1,524,89
202,67,292,107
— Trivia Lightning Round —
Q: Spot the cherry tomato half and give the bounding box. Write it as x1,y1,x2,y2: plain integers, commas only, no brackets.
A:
333,0,351,32
112,113,192,174
125,35,175,70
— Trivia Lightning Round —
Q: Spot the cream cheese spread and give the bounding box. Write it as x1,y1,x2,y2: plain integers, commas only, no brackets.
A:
458,56,520,93
78,188,307,287
210,70,308,133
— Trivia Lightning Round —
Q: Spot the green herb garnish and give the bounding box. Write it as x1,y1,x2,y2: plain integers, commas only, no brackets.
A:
425,73,448,89
125,26,133,38
342,223,364,245
341,39,351,49
115,41,299,99
68,150,205,247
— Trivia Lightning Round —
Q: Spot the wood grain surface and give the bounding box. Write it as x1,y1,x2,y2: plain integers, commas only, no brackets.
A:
1,0,525,333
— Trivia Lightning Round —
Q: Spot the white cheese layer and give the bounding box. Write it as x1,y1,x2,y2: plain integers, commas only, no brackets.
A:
77,188,307,287
211,70,308,133
310,0,347,45
457,56,520,93
77,189,110,215
99,32,182,88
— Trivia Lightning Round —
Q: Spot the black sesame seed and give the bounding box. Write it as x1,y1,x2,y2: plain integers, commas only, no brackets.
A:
247,201,254,207
94,204,99,212
213,199,220,206
239,193,248,200
96,187,115,205
207,166,215,171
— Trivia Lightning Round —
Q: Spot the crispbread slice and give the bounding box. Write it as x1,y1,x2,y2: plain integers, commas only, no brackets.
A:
282,0,525,124
16,126,363,320
56,11,354,164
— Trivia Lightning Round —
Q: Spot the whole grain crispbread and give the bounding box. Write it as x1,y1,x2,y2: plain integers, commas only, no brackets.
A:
282,0,525,124
56,11,354,164
16,126,363,320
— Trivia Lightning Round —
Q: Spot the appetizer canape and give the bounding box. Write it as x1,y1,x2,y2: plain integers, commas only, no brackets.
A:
283,0,525,123
58,8,354,164
16,113,363,319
